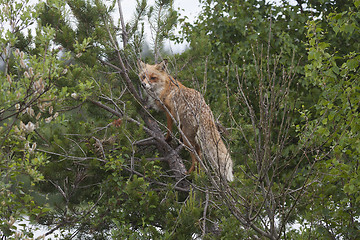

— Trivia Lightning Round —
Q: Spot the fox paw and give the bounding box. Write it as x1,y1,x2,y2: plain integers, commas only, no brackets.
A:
165,135,172,142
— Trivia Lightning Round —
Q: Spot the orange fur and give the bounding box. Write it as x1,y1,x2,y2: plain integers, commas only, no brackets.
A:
139,60,234,181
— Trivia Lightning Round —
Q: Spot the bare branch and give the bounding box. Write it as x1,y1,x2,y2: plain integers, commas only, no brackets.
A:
123,166,189,192
117,0,128,48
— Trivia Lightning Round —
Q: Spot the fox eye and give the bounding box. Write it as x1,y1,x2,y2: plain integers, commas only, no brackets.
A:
150,76,156,80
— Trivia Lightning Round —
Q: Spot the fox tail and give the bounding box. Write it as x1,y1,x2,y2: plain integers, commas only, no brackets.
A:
196,123,234,182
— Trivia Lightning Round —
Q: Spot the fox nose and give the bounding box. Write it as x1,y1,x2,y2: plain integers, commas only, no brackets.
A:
142,81,151,89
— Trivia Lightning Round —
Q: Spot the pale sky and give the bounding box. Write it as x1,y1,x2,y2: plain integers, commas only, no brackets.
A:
121,0,202,22
120,0,203,53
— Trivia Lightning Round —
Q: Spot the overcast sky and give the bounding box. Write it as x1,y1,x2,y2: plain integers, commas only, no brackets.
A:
121,0,203,53
121,0,202,23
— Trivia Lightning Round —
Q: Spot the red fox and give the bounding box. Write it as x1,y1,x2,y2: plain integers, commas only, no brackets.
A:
138,60,234,182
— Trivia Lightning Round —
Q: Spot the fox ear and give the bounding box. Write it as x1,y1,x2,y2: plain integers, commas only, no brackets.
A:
137,60,146,69
156,59,168,71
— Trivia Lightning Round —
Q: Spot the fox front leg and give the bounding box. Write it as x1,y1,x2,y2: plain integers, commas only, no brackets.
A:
186,144,201,174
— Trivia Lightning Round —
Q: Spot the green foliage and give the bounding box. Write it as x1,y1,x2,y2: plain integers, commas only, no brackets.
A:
3,0,200,239
301,1,360,238
0,0,71,238
1,0,360,239
175,0,360,239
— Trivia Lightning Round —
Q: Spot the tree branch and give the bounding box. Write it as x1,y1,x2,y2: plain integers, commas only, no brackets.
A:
117,0,128,48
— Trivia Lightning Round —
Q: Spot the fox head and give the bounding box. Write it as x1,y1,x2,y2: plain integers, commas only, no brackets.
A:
138,60,169,94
